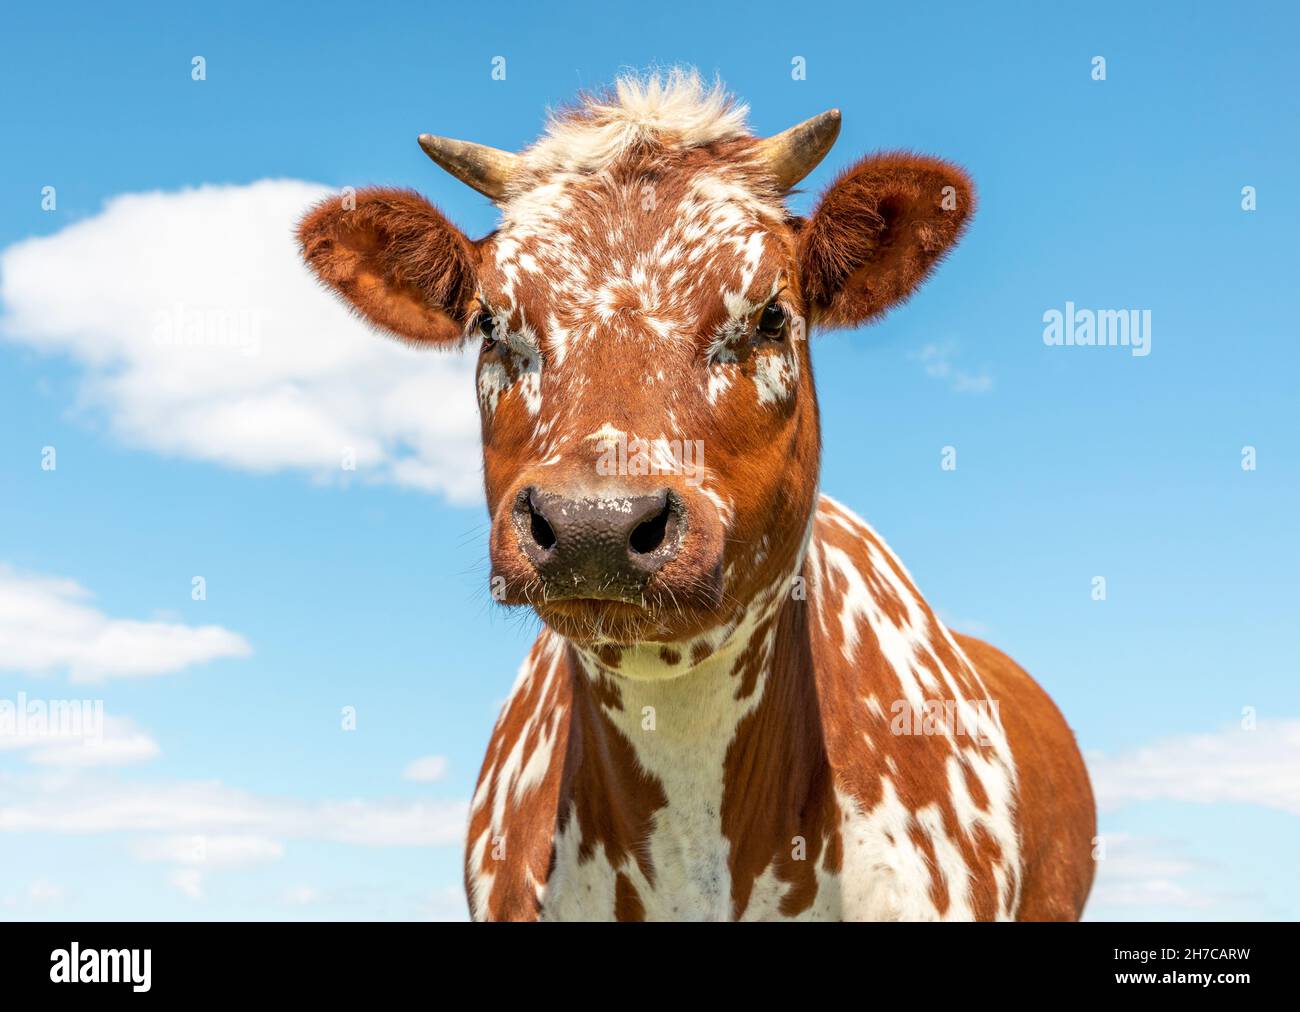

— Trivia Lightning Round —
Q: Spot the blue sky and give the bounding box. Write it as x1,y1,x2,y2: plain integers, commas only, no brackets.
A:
1,0,1296,920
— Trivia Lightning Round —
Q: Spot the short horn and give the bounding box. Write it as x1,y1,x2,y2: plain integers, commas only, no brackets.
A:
754,109,842,190
417,134,519,200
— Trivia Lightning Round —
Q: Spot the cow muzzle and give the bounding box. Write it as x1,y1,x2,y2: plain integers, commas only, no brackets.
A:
512,486,684,601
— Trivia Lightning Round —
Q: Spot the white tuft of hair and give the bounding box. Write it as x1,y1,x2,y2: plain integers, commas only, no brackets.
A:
521,68,751,176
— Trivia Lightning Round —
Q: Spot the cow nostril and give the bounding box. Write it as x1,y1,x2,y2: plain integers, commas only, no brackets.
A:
527,497,557,551
629,504,671,555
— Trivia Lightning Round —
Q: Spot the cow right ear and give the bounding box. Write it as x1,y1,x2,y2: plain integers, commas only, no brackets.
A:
297,187,479,346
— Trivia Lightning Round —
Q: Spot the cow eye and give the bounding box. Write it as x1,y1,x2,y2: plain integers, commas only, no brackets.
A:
757,302,786,337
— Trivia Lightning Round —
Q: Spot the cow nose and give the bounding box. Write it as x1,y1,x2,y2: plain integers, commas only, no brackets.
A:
514,487,684,597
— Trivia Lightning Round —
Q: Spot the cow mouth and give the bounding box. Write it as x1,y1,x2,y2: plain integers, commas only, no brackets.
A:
535,596,668,644
545,595,644,608
538,596,652,620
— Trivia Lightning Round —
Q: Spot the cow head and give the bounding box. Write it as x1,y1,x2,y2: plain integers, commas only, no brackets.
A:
298,72,972,670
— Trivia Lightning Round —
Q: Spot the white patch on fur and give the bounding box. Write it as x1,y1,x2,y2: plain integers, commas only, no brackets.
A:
477,360,508,414
476,320,543,418
585,422,626,446
706,366,733,405
754,350,798,404
691,173,784,225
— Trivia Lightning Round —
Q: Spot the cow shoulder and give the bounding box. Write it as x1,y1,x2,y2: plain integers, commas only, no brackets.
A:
804,494,1024,920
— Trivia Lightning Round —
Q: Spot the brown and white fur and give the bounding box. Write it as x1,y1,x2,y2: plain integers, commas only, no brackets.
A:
298,70,1096,921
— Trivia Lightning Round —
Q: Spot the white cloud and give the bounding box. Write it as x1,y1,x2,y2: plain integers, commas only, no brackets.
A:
1088,719,1300,816
0,709,160,767
0,180,483,503
27,878,66,905
283,884,322,906
425,885,471,922
170,869,204,900
0,564,251,682
134,833,284,868
1,878,67,912
913,341,992,394
1086,833,1216,916
402,755,449,783
0,775,468,847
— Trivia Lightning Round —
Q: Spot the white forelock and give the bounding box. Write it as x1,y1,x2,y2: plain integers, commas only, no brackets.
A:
519,68,751,177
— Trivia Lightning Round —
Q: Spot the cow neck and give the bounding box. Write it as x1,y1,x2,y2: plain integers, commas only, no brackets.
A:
559,518,824,823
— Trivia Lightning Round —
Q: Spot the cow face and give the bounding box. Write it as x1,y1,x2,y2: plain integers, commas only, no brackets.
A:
298,74,972,660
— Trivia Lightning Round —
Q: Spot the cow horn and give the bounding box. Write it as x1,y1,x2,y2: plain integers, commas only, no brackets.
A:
417,135,519,200
754,109,842,190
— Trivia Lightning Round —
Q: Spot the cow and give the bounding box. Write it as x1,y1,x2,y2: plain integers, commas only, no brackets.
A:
297,69,1096,921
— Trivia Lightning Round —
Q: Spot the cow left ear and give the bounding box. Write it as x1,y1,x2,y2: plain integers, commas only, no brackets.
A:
797,152,974,330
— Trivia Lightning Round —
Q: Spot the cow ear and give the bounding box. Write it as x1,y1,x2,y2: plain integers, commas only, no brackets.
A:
798,152,974,330
297,187,479,346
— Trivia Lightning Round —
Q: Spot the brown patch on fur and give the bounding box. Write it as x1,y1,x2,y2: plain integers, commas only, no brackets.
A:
728,613,775,701
614,872,646,922
954,634,1097,920
721,602,841,918
586,667,625,711
557,667,668,888
908,822,951,915
962,756,990,811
